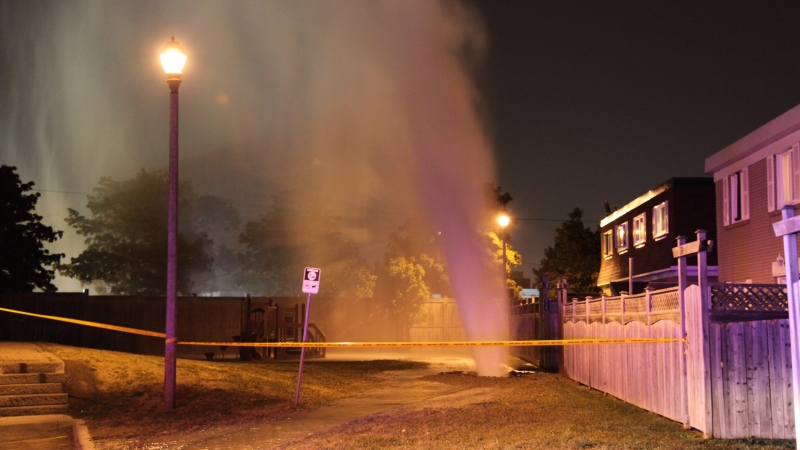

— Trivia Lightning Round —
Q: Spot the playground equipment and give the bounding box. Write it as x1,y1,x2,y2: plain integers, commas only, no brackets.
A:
231,295,326,360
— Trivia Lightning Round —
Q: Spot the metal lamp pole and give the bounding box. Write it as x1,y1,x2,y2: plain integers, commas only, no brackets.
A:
160,37,186,410
497,213,511,275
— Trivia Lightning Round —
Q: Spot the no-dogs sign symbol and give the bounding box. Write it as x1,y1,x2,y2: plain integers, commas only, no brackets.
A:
301,267,321,294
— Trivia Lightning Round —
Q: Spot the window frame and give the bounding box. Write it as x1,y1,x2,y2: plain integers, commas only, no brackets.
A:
722,167,749,225
633,213,646,248
602,230,613,259
615,222,629,254
767,143,800,212
652,201,669,240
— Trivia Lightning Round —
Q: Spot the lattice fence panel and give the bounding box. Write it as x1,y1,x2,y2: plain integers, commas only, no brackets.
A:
588,299,604,323
652,290,679,313
625,295,647,314
605,298,622,315
574,302,586,320
710,284,787,312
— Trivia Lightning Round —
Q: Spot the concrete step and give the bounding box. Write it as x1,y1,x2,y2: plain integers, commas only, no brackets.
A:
0,404,69,417
0,372,65,385
0,393,69,408
0,383,64,396
0,361,64,375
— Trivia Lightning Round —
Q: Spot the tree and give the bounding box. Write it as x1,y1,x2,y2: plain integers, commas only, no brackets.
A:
0,165,63,293
534,207,600,296
59,170,223,295
382,217,450,296
236,190,375,298
371,218,446,333
384,255,430,330
370,218,450,330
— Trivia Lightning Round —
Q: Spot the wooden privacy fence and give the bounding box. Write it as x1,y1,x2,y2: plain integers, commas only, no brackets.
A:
561,287,687,426
409,298,467,344
0,293,356,358
509,277,560,370
560,280,794,440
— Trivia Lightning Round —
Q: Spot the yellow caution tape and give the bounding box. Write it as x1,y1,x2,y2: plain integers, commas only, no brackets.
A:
178,338,686,348
0,306,685,347
0,306,165,338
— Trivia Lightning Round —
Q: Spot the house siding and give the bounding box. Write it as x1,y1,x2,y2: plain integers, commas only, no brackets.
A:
598,178,716,290
716,159,798,283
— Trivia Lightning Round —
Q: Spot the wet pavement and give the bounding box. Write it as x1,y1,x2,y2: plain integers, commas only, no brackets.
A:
0,415,77,450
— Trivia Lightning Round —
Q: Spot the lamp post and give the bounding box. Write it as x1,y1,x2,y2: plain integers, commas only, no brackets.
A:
160,37,186,410
497,212,511,276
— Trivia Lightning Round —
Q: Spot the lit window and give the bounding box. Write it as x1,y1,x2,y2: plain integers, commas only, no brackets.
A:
633,213,646,247
652,201,668,240
723,168,749,225
768,144,799,212
602,230,613,259
615,222,628,253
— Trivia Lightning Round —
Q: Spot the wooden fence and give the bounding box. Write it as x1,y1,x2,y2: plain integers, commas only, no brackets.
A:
0,293,295,357
559,283,794,439
0,293,462,356
509,298,560,370
409,298,467,343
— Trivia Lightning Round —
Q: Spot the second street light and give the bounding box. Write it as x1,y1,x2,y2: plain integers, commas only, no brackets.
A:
160,36,186,411
497,212,511,277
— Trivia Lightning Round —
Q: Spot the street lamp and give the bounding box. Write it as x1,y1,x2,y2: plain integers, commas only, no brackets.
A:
161,36,186,410
497,213,511,275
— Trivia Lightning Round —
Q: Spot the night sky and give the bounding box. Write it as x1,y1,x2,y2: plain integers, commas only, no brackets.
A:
5,1,800,290
475,0,800,274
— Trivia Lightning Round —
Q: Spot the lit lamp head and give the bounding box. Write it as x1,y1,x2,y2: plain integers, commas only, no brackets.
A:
160,37,186,84
497,213,511,228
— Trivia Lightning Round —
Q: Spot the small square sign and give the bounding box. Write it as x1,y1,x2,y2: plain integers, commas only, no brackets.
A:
302,267,321,294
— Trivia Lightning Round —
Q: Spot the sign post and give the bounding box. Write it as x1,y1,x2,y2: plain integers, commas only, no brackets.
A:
295,267,320,406
772,207,800,450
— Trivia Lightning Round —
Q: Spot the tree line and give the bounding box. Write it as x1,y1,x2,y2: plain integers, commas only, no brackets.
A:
1,165,599,309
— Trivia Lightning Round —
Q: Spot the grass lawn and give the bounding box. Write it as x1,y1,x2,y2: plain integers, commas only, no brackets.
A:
40,344,795,449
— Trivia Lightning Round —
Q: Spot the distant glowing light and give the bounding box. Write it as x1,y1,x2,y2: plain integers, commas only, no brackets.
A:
497,213,511,228
160,37,187,76
215,93,230,106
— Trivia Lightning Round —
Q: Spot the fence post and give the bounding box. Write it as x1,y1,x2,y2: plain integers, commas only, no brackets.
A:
629,257,634,296
572,297,576,322
772,207,800,450
602,294,607,324
586,296,592,323
675,235,690,429
697,229,709,305
698,229,712,438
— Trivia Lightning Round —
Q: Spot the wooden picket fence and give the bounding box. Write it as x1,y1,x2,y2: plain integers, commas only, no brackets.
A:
559,283,794,439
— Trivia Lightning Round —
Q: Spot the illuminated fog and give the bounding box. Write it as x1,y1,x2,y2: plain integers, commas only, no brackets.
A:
0,0,508,376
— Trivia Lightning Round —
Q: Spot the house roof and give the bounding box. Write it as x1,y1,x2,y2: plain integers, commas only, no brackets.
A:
599,177,712,228
704,103,800,175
